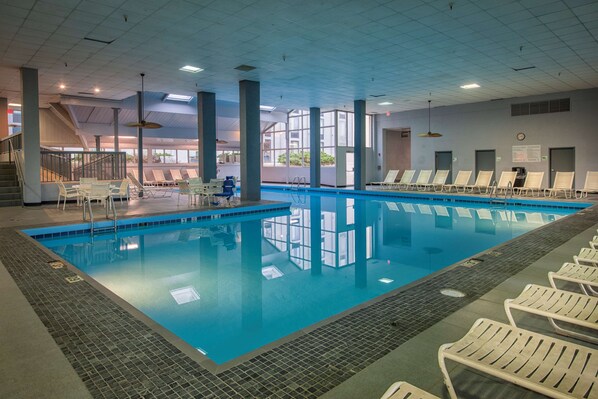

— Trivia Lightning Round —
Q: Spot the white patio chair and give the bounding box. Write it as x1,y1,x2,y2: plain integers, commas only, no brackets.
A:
407,170,432,190
515,171,544,196
380,381,439,399
109,179,129,204
420,170,449,191
442,170,471,192
544,171,575,198
372,169,399,189
548,262,598,296
465,170,493,193
55,180,81,210
176,180,196,206
438,318,597,399
576,171,598,199
573,247,598,267
392,170,416,190
493,171,517,194
504,284,598,344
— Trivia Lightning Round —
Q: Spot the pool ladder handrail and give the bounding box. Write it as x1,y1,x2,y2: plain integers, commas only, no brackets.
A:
83,194,117,235
489,180,513,205
291,176,307,191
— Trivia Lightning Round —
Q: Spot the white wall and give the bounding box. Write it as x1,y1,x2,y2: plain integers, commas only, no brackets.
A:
375,88,598,189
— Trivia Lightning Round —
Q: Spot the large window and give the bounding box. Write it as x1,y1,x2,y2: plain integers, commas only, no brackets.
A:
262,109,372,168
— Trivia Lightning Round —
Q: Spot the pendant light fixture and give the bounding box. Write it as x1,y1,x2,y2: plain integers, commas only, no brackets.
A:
418,97,442,138
126,73,163,129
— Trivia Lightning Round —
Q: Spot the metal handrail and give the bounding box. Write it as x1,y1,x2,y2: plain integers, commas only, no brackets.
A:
8,139,24,207
291,176,306,190
83,191,118,236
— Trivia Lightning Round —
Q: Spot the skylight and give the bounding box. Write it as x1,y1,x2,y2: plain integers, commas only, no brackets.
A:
179,65,203,73
460,83,480,89
378,101,393,106
164,93,194,102
260,105,276,112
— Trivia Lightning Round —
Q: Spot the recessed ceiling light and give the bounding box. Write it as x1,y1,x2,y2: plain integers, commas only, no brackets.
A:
378,101,393,106
59,84,66,89
460,83,480,89
179,65,203,73
94,87,100,93
8,103,21,107
164,93,194,102
260,105,276,112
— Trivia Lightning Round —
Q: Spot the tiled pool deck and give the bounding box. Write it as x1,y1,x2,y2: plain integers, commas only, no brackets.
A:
1,192,597,398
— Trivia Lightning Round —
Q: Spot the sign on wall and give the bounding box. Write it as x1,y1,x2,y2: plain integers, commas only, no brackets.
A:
512,145,541,162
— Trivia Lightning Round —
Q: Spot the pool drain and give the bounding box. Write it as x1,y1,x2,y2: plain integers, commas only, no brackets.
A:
48,260,64,269
440,288,466,298
65,275,83,283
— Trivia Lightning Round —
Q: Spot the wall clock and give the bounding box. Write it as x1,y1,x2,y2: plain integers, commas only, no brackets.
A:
516,132,526,141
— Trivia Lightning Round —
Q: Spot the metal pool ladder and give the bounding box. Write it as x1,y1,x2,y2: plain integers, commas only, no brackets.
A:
83,195,118,235
291,176,306,191
489,180,513,206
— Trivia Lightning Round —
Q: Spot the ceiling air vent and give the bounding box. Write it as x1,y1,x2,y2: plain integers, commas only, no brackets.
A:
235,64,256,71
511,98,569,117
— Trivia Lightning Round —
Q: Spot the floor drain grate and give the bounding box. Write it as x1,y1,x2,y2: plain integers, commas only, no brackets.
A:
487,251,502,257
461,258,483,267
48,260,64,269
65,275,83,283
440,288,466,298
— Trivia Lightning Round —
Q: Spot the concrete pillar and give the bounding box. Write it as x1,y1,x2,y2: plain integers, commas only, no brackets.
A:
354,99,366,190
136,91,144,186
113,108,120,178
94,135,101,151
197,91,216,181
112,108,119,152
20,67,41,205
0,98,8,139
309,107,321,188
239,80,261,201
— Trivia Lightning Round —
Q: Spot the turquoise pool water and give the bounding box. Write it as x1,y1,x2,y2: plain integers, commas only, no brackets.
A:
36,191,577,364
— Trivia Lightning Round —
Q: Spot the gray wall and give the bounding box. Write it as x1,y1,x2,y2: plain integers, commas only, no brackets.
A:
375,88,598,189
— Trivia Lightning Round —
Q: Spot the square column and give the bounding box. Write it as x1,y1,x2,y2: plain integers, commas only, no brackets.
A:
197,91,216,181
136,91,144,185
0,98,8,139
20,67,41,205
309,107,321,188
354,99,366,190
239,80,261,201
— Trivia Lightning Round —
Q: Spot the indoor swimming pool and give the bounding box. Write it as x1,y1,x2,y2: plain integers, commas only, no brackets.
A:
34,190,582,365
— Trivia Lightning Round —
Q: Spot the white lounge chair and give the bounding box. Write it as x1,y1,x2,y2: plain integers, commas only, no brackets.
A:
409,170,432,190
544,171,575,198
170,169,184,182
380,381,439,399
442,170,471,192
465,170,493,193
515,171,544,197
127,173,172,198
576,171,598,199
574,247,598,267
152,169,171,186
549,262,598,296
504,284,598,344
493,171,517,194
438,318,598,399
455,207,472,218
392,170,416,190
372,169,399,189
590,236,598,250
419,170,449,191
144,170,158,186
187,168,199,179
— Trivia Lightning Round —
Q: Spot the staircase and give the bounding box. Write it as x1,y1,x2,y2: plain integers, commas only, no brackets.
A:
0,162,21,207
